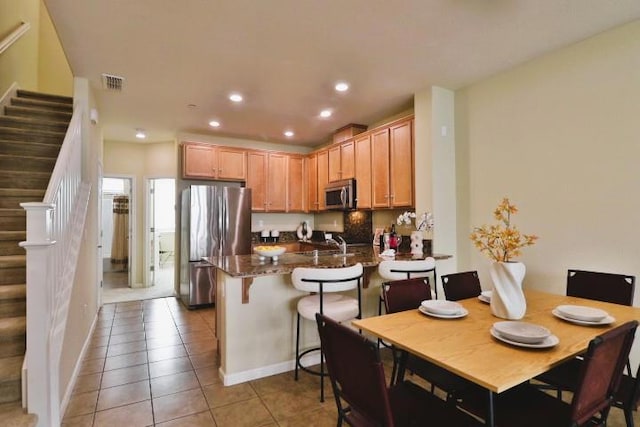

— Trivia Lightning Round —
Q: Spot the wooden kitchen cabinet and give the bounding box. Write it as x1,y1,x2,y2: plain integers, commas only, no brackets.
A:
317,149,329,210
246,151,287,212
354,133,372,209
182,142,246,181
287,155,305,212
306,154,319,212
371,118,414,208
328,140,355,182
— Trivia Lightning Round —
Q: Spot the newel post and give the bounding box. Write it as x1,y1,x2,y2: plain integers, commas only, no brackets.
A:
20,202,57,427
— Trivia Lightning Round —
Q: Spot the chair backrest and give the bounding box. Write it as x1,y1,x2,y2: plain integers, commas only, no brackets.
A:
570,320,638,425
291,263,364,293
383,277,432,313
316,313,395,426
441,271,481,301
378,258,436,281
567,269,635,306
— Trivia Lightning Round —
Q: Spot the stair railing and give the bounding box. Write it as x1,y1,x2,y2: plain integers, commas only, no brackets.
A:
20,105,91,427
0,22,31,56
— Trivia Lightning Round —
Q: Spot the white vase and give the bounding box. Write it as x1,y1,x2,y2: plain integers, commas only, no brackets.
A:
410,231,424,255
489,261,527,320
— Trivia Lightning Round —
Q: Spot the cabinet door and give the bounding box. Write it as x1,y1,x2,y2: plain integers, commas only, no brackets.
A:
328,145,342,182
217,147,246,180
267,153,288,211
306,154,318,212
371,129,391,208
389,120,413,207
354,134,372,209
340,140,355,179
246,151,267,212
317,150,329,210
183,143,216,179
287,155,305,212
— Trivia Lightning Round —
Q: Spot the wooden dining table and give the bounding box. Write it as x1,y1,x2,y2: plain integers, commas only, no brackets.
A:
352,289,640,426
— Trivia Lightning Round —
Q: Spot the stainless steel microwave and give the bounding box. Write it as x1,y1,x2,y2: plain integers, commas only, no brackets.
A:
325,179,357,210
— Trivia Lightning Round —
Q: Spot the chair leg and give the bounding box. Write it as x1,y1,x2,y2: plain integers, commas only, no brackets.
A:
295,312,300,381
320,339,325,403
624,408,635,427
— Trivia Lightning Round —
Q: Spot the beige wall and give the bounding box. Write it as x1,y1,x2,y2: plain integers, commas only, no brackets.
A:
0,0,40,94
103,140,178,286
38,0,72,96
456,20,640,298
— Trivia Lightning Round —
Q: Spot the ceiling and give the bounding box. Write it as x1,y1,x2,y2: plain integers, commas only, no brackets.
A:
44,1,640,147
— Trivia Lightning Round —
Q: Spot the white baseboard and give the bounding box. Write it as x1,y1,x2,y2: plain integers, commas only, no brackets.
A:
59,312,99,418
221,352,322,386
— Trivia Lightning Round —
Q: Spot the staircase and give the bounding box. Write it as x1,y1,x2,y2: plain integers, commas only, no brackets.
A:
0,89,72,425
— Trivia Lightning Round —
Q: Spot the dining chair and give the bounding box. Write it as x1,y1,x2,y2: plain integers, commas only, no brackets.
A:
377,258,437,316
536,269,636,401
566,269,636,306
382,277,470,400
292,263,363,402
459,320,638,427
441,270,482,301
315,313,483,427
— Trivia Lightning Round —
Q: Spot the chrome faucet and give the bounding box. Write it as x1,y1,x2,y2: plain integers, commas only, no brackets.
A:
326,236,347,255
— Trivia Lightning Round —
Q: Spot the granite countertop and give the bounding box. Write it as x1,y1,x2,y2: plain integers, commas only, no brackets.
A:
204,246,452,278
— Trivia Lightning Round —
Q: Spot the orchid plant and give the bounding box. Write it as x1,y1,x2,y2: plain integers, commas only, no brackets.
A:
469,198,538,262
397,211,434,232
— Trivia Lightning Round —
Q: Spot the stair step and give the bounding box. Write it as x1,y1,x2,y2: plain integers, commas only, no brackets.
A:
0,402,37,425
0,232,25,257
0,355,22,404
0,189,44,209
0,170,50,190
0,154,55,173
0,317,26,358
0,256,25,286
0,209,25,231
0,285,25,319
11,96,72,113
0,116,69,134
16,89,72,105
5,105,72,122
0,140,60,158
0,127,65,145
0,255,25,269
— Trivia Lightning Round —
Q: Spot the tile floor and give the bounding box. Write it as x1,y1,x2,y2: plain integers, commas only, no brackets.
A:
62,296,636,427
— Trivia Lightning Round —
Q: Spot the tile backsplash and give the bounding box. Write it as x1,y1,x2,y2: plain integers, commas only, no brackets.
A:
342,210,373,243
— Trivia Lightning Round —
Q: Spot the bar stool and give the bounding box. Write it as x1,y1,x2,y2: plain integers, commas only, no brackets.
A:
292,263,363,402
378,258,437,317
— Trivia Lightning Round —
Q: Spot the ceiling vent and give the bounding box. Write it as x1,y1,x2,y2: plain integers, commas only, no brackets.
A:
101,73,124,91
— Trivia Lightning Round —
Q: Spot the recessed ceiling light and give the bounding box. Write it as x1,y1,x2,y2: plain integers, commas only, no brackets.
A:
335,82,349,92
209,120,221,128
284,130,294,137
135,129,146,139
229,93,243,103
319,109,332,118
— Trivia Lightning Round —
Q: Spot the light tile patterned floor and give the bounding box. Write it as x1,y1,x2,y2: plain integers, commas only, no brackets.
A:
62,296,637,426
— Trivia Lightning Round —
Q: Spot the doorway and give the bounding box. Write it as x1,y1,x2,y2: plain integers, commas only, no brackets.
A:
147,178,176,294
101,177,132,290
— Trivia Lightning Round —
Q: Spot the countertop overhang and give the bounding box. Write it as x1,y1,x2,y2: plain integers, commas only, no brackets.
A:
204,246,451,278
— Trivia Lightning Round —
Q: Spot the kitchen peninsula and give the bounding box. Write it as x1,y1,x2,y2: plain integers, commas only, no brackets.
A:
205,246,450,386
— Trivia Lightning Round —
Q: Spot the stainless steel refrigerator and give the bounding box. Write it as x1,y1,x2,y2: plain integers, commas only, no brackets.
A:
179,185,252,308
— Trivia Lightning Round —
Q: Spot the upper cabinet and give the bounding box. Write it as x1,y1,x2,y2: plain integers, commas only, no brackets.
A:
317,150,329,211
247,151,302,212
287,155,305,212
371,118,414,208
182,142,246,181
306,153,319,212
354,134,372,209
328,140,355,182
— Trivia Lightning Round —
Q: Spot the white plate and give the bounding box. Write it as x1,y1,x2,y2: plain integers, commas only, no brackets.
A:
556,305,608,322
552,309,615,326
421,300,464,315
490,328,559,349
418,305,468,319
478,294,490,304
493,321,551,344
